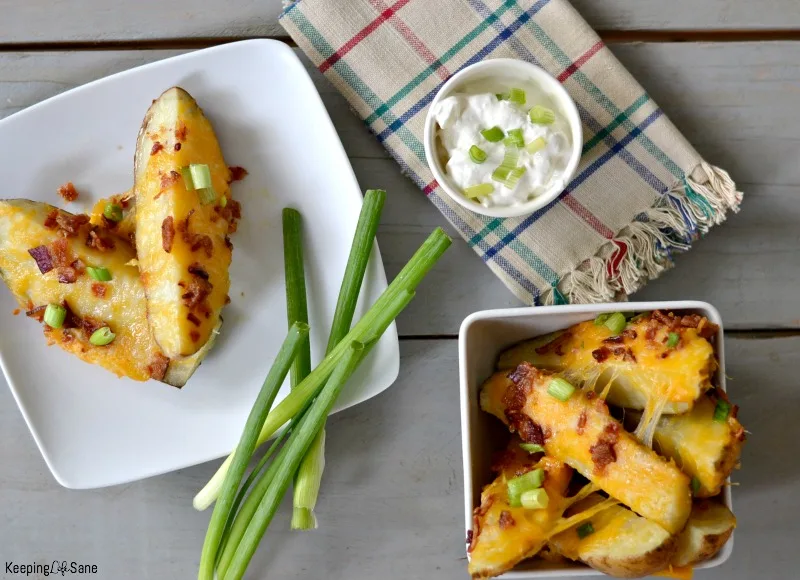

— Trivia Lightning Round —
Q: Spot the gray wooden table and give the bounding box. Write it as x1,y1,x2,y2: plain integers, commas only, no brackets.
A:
1,2,799,579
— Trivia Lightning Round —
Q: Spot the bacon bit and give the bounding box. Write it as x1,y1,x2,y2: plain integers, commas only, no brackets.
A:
645,324,657,341
61,331,74,344
507,411,545,445
224,294,231,305
190,330,201,343
586,391,597,400
592,347,611,363
159,170,181,191
187,312,201,327
43,209,59,229
162,216,175,253
174,142,182,151
51,238,72,267
91,282,108,298
652,310,673,326
12,309,20,316
622,328,638,340
70,259,86,275
590,423,620,472
151,141,164,155
147,353,170,381
498,511,516,530
188,262,209,280
58,267,78,284
576,411,588,435
602,335,624,344
229,166,248,182
182,278,212,309
28,245,55,273
119,193,133,210
680,314,703,328
534,332,571,355
26,305,47,322
175,123,188,142
86,229,115,252
697,320,719,339
660,352,670,359
79,316,104,338
55,212,90,237
57,181,79,202
188,234,213,258
224,236,233,251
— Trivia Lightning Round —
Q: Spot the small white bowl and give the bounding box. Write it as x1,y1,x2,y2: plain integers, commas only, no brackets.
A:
459,301,734,578
424,58,583,219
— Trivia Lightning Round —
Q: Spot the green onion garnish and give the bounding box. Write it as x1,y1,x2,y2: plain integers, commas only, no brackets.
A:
89,327,116,346
197,187,217,206
529,105,556,125
547,377,576,402
691,477,701,496
103,203,123,223
189,164,213,190
87,266,112,282
282,209,312,390
220,196,228,208
520,488,549,510
469,145,488,164
509,88,526,106
667,332,680,348
526,137,547,154
43,304,66,329
520,443,545,454
495,93,509,101
594,313,611,326
181,166,194,189
577,522,595,539
713,400,731,423
464,183,495,199
481,126,505,143
604,312,627,335
506,128,525,148
507,468,545,507
493,166,526,189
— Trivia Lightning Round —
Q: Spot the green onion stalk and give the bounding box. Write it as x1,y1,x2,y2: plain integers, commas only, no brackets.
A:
292,188,386,530
192,228,451,512
197,322,310,580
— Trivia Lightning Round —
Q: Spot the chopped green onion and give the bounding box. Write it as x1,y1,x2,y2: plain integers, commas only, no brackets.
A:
198,322,310,580
630,312,649,323
509,88,526,106
501,144,521,167
87,266,112,282
292,189,386,531
593,313,612,326
713,400,731,423
548,377,576,402
495,93,509,101
189,163,213,190
464,183,495,199
220,195,228,208
89,327,116,346
197,187,217,206
481,126,505,143
521,488,549,510
691,477,701,496
43,304,66,329
103,203,123,223
493,166,526,189
282,209,312,390
604,312,627,335
193,229,452,512
577,522,595,539
507,468,545,507
181,166,194,189
520,443,545,454
506,128,525,148
529,105,555,125
469,145,488,164
667,332,680,348
525,137,547,154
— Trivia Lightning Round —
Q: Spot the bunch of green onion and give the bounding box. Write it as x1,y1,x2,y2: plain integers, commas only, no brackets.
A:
195,190,451,580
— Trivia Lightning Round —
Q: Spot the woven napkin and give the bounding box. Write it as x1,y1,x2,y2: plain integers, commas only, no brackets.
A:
280,0,743,305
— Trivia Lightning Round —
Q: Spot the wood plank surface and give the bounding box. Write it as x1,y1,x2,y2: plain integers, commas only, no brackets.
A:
0,337,791,579
0,0,798,44
2,45,796,332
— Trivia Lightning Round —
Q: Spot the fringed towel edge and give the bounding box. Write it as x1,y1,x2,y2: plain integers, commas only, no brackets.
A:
547,161,743,306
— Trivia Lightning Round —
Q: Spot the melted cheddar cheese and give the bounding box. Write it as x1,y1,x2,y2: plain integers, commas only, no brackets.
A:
497,317,717,415
469,447,572,579
480,366,692,534
134,87,233,358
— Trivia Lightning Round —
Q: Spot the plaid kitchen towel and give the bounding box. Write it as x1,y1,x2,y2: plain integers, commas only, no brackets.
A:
280,0,742,305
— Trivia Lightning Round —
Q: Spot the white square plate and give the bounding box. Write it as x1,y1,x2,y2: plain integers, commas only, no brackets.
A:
0,40,400,489
459,301,733,578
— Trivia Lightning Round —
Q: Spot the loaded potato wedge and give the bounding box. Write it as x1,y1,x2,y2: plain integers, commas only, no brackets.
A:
672,500,736,568
0,200,215,387
133,87,239,359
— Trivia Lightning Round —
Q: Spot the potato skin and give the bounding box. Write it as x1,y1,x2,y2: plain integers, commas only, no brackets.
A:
672,501,736,567
0,199,210,387
133,87,235,358
583,535,677,578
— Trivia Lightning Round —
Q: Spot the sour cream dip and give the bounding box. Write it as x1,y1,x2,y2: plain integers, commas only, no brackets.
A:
432,89,572,209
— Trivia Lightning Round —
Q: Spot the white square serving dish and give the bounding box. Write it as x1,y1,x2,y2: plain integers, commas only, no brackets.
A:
459,301,733,578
